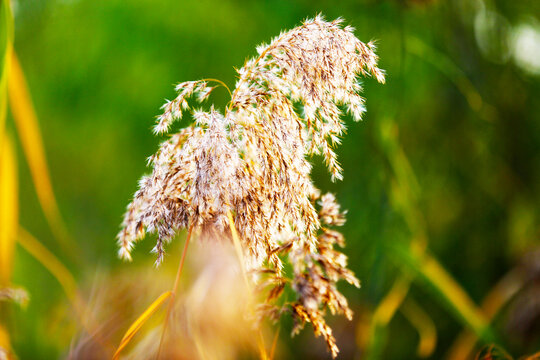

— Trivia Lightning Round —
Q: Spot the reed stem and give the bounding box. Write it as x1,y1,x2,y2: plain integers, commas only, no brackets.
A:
156,223,194,360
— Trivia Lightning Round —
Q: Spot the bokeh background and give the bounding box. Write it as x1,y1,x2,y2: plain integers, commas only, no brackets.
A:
2,0,540,359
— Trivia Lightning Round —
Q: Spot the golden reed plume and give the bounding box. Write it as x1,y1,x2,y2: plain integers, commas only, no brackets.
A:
118,15,384,357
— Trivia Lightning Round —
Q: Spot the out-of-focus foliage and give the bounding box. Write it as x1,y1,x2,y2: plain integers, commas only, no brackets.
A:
2,0,540,359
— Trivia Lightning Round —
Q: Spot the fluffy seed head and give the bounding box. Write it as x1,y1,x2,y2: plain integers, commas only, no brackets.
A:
117,15,384,357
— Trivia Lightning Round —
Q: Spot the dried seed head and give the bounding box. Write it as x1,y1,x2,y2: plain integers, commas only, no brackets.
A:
118,15,384,357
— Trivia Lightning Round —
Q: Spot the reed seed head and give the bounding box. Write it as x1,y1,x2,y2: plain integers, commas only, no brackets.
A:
118,15,384,357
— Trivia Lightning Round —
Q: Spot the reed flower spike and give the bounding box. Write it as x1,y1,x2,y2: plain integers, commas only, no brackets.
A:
118,15,384,357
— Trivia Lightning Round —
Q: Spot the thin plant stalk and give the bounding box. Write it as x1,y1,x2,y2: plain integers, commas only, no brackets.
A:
201,78,231,97
269,325,281,360
8,53,77,261
113,291,172,360
226,210,268,360
156,223,194,360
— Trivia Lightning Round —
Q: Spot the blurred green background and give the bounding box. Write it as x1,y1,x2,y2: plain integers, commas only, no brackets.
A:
4,0,540,358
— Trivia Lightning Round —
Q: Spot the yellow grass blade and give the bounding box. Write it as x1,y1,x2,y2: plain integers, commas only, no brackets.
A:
0,134,17,286
7,53,73,255
401,297,437,358
0,5,15,358
391,243,493,342
17,227,77,303
257,331,268,360
447,268,526,360
113,291,172,360
420,254,489,337
372,276,411,326
366,276,411,359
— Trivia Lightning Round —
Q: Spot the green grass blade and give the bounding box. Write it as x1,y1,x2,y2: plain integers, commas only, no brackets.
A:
390,242,495,343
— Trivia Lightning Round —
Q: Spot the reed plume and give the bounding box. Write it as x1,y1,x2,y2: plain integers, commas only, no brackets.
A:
118,15,384,357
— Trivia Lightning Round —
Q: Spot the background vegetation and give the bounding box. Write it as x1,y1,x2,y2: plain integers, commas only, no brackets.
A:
1,0,539,359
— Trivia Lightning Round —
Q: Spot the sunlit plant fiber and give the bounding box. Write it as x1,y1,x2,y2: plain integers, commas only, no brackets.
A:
118,15,384,357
